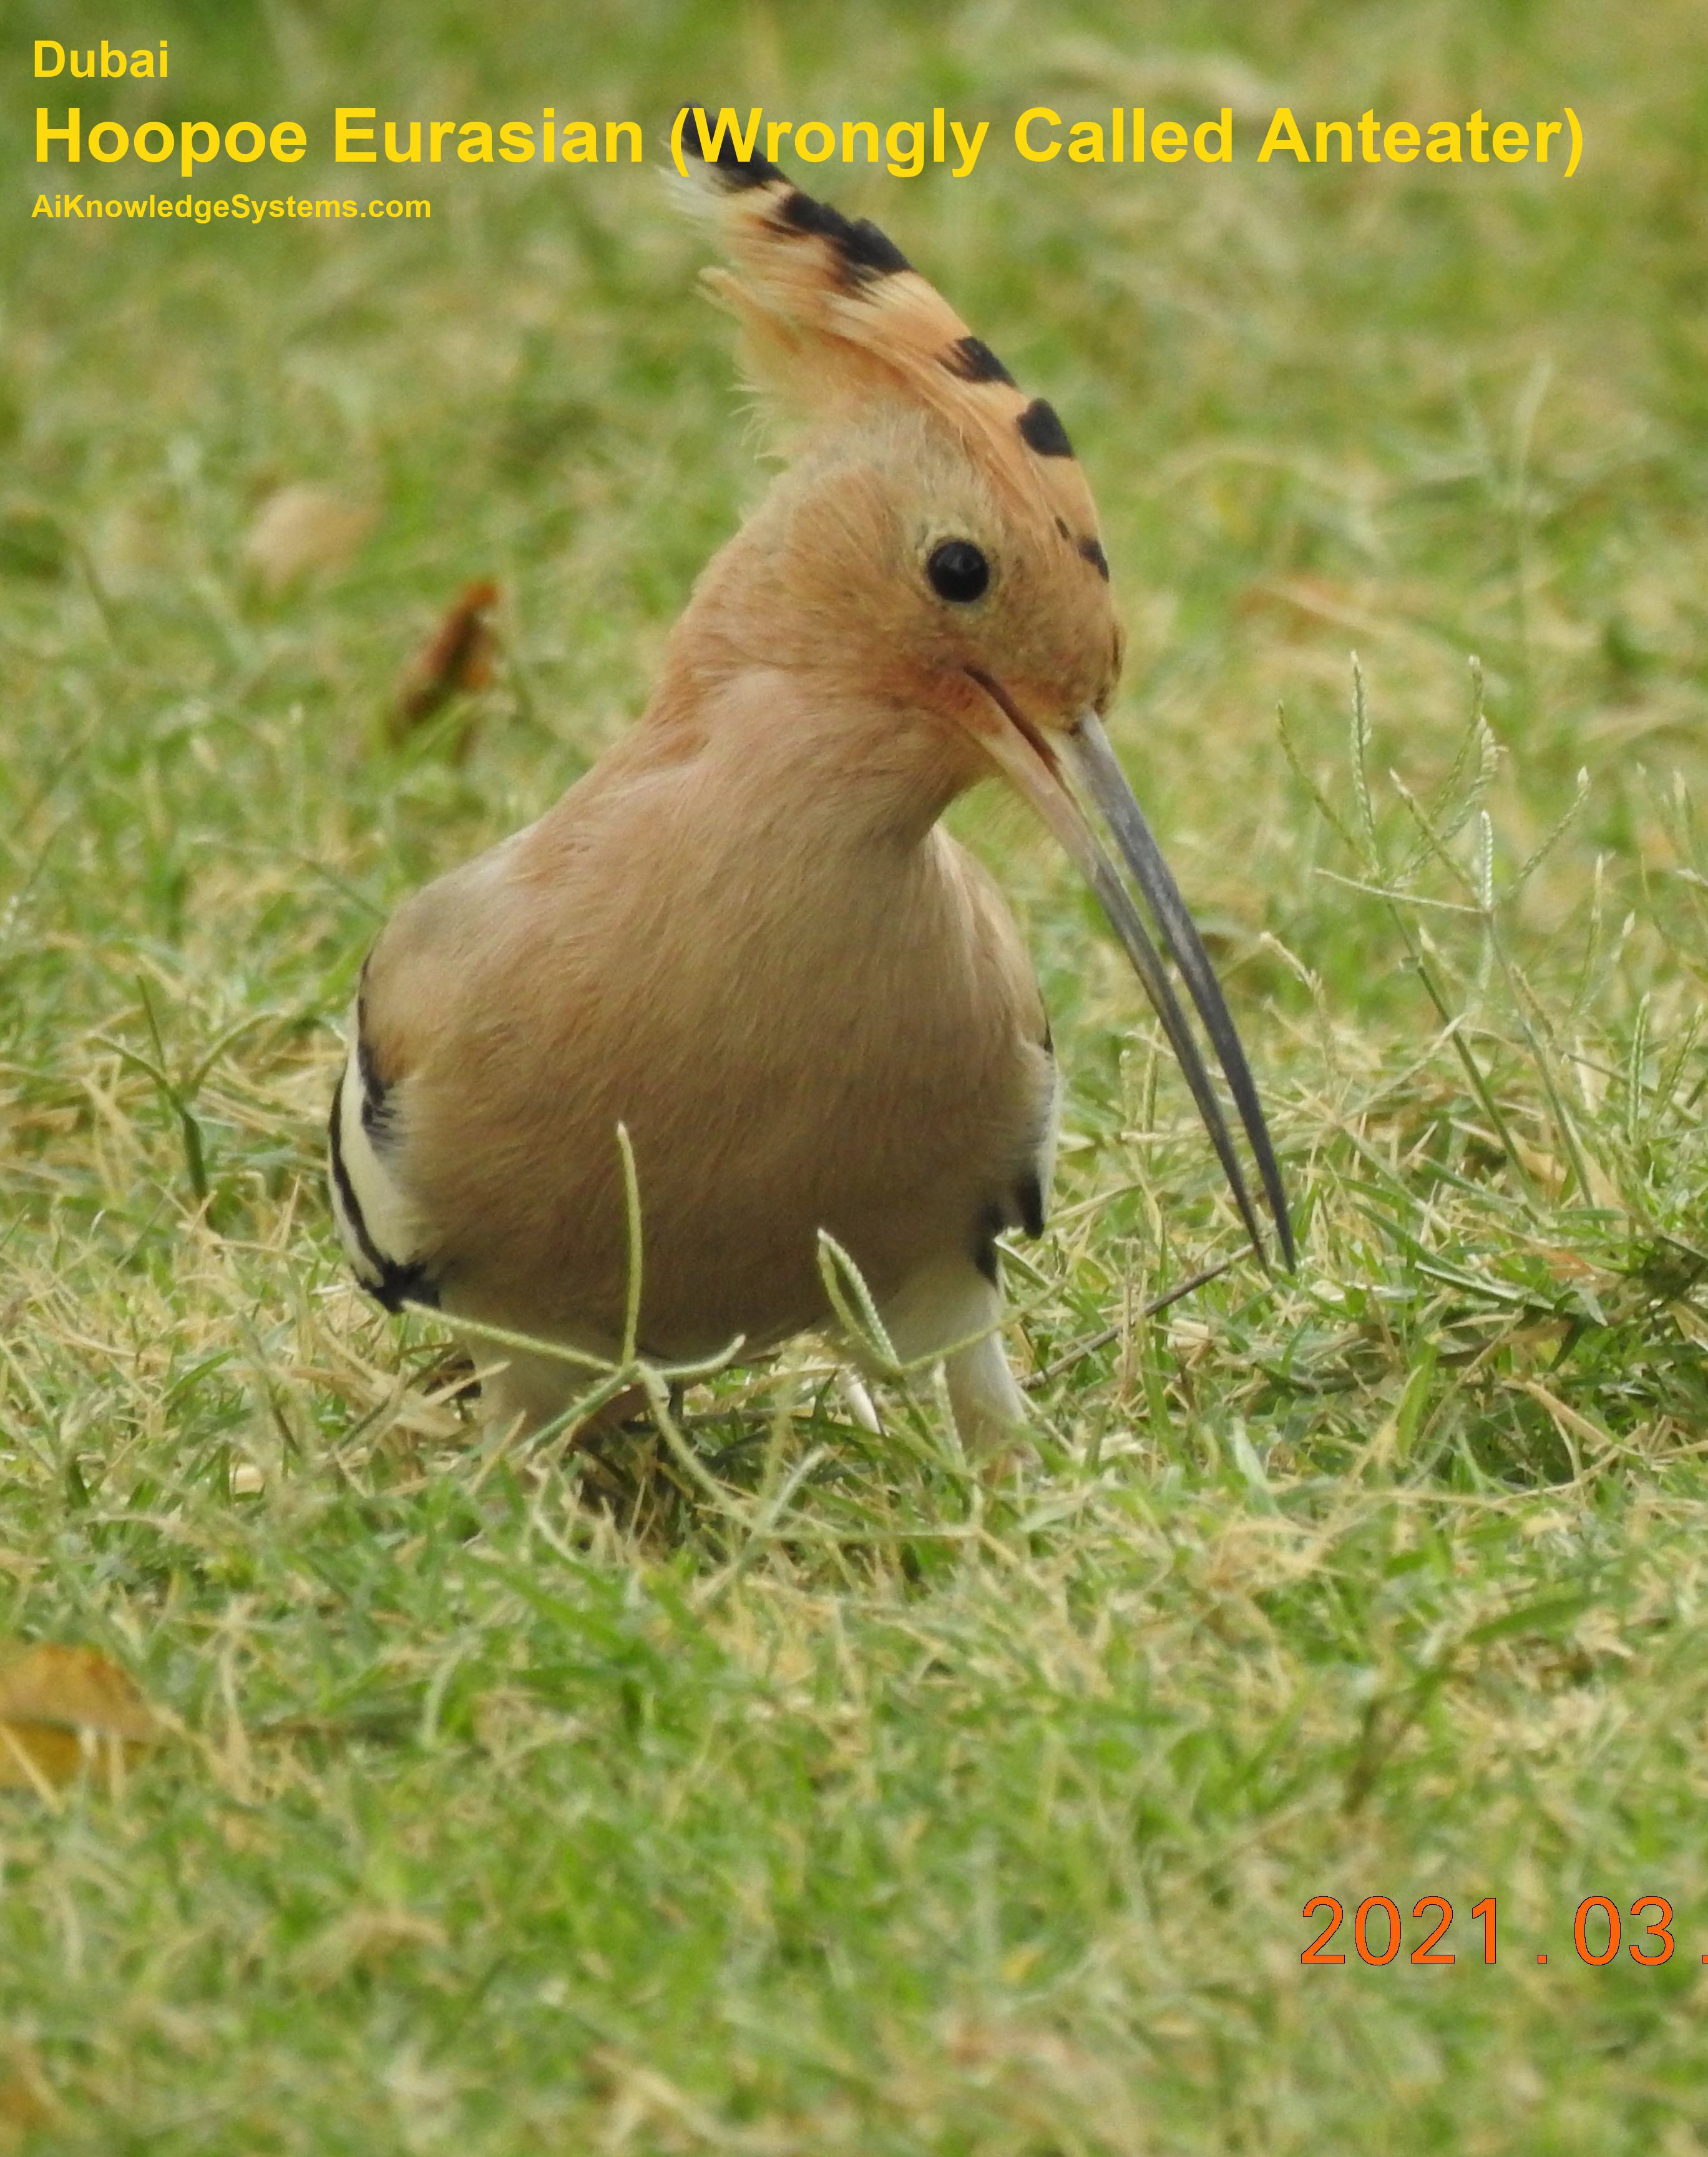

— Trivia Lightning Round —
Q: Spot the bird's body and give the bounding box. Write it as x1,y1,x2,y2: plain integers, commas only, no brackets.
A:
331,121,1291,1440
339,659,1053,1431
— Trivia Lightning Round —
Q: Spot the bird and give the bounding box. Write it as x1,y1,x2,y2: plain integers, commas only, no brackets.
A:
328,116,1293,1447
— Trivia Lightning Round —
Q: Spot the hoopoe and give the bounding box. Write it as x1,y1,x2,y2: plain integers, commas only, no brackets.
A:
328,118,1292,1445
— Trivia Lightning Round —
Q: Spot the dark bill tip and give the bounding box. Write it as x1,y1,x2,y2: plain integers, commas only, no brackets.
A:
1063,716,1295,1271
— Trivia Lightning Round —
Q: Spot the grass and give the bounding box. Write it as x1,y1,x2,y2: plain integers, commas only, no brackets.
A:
3,0,1708,2146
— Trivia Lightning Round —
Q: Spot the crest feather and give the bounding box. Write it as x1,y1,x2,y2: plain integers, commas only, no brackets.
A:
674,107,1105,554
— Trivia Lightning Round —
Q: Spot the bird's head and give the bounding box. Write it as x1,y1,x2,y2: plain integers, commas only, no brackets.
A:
676,114,1292,1269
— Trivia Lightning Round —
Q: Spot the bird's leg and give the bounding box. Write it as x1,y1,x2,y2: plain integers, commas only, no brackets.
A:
438,1294,630,1444
481,1354,663,1445
867,1254,1031,1452
479,1344,595,1440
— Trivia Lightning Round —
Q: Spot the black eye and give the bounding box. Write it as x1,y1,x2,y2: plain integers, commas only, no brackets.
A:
927,539,989,604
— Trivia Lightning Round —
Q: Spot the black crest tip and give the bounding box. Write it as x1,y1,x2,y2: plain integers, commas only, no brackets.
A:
777,188,911,283
677,105,784,190
1017,398,1075,459
942,335,1016,387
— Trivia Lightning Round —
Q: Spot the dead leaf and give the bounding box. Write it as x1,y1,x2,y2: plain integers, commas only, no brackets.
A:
389,580,500,755
0,2058,56,2151
241,482,374,596
0,1643,161,1794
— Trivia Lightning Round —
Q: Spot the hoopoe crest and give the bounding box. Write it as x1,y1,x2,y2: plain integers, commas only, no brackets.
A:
329,112,1292,1446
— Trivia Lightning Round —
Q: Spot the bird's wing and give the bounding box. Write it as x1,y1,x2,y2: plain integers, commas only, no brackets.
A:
948,835,1060,1264
326,892,453,1311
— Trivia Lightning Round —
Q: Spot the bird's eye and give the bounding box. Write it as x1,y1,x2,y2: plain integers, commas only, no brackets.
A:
927,539,990,604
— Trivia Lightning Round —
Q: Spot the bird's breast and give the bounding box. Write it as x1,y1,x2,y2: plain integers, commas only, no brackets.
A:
388,713,1050,1356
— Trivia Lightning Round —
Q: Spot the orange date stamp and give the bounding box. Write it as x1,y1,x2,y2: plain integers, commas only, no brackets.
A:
1302,1895,1681,1966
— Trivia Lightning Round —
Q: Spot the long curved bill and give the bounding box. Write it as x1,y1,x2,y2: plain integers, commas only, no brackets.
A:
965,674,1294,1270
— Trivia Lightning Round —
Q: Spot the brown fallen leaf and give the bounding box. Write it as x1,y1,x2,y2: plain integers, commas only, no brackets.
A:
0,2061,56,2151
389,579,500,755
241,482,375,597
0,1642,161,1794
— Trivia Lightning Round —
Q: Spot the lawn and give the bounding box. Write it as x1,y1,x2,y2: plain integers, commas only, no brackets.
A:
4,1,1708,2149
